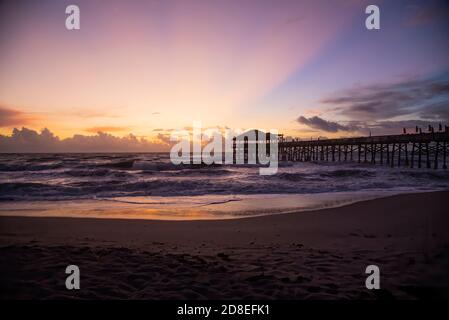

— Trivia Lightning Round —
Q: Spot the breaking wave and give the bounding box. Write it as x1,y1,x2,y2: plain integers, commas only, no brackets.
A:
0,153,448,201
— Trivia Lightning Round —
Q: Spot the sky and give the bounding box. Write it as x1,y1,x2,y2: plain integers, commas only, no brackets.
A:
1,0,449,151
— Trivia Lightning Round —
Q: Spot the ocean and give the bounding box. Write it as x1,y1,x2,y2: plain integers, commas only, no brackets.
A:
1,153,448,219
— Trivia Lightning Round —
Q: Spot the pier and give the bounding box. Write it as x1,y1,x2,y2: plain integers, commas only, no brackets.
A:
278,127,449,169
233,126,449,169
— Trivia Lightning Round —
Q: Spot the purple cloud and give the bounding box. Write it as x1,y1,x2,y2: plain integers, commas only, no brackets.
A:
297,116,360,133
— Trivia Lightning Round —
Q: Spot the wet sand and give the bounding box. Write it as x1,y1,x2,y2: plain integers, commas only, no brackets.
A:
1,191,449,299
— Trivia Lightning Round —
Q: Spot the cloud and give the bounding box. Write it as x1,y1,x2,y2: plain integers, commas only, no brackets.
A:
370,120,443,131
152,128,175,132
84,126,130,133
404,1,449,26
419,100,449,120
296,116,446,136
0,127,171,153
0,106,35,127
156,133,172,145
297,116,359,133
298,73,449,136
71,109,120,119
321,75,449,121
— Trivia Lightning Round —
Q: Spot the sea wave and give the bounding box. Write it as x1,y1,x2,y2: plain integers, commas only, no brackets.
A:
0,153,448,201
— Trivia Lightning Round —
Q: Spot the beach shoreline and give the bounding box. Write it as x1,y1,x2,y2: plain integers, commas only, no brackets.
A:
1,190,449,299
0,189,439,220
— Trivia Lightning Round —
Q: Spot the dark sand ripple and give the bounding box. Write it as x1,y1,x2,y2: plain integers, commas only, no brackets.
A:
1,242,448,300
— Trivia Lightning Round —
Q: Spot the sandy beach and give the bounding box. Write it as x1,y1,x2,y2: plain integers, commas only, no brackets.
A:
1,191,449,300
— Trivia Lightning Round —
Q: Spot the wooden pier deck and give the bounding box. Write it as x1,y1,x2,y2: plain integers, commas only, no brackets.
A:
278,130,449,169
232,127,449,169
